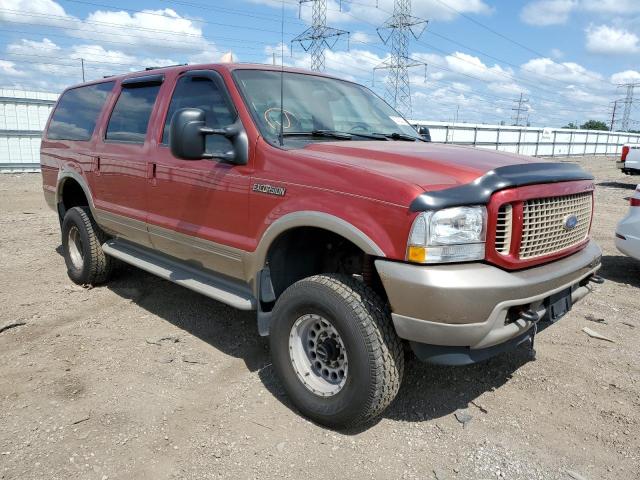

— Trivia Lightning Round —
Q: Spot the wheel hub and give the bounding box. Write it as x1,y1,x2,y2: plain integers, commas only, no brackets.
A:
289,314,348,397
67,225,84,270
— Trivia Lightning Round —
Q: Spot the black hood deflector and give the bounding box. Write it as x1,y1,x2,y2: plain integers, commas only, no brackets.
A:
410,162,594,212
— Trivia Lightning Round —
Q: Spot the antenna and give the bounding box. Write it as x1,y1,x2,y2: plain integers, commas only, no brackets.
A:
279,0,285,146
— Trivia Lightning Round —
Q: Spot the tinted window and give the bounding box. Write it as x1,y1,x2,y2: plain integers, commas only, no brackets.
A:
162,75,235,152
106,84,161,143
47,82,114,141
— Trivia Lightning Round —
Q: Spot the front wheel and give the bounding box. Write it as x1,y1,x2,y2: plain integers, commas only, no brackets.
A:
270,274,404,428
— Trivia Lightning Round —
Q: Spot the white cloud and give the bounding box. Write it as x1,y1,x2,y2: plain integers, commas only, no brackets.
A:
581,0,640,15
0,0,74,27
611,70,640,84
0,59,24,76
520,0,577,26
520,57,602,85
78,8,207,53
7,38,60,56
444,52,513,83
351,31,373,45
585,25,639,55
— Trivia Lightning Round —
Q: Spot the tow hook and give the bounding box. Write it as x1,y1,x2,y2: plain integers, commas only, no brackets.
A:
589,274,605,284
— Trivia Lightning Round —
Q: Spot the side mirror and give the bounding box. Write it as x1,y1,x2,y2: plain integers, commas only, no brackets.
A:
169,108,248,164
417,126,431,142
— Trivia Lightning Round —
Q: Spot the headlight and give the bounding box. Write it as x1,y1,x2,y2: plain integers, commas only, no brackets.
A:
407,206,487,263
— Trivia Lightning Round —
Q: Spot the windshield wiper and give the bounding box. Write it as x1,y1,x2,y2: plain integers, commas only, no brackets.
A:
281,130,353,140
372,132,424,142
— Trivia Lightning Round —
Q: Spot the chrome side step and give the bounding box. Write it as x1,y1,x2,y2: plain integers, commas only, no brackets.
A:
102,239,256,311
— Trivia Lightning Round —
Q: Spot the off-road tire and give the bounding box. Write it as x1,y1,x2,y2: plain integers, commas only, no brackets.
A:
270,274,404,429
61,206,112,285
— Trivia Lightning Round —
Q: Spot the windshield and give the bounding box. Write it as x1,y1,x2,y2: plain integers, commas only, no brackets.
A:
233,69,420,145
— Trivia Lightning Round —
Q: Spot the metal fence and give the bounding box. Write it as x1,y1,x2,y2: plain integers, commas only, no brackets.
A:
2,88,640,172
0,89,57,173
412,121,640,157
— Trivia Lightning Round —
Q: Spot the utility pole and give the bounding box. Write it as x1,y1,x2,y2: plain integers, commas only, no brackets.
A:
511,92,529,126
609,100,621,132
81,58,85,82
292,0,349,71
373,0,428,117
618,82,640,132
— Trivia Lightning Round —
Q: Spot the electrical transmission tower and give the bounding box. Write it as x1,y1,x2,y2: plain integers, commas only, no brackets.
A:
373,0,428,117
511,93,529,126
618,82,640,132
291,0,349,71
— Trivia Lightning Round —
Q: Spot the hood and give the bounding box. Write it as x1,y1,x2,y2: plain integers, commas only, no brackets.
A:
301,141,540,191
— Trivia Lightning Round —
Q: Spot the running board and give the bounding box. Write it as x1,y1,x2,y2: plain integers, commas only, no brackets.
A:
102,239,256,311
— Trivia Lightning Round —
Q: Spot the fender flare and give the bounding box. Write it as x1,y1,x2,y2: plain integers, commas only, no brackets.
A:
248,211,386,291
56,169,97,218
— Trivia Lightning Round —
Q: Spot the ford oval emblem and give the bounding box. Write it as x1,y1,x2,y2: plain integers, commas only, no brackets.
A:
563,214,578,231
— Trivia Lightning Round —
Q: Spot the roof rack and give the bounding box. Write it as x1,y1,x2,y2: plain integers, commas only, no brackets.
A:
102,63,188,79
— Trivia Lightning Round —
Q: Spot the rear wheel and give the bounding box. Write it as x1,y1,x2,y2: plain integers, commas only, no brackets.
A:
61,206,113,285
270,274,404,428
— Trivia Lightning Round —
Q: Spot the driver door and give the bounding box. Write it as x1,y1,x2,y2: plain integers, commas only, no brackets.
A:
145,70,252,280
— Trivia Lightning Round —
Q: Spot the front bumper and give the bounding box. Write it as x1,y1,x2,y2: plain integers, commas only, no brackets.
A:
375,241,602,355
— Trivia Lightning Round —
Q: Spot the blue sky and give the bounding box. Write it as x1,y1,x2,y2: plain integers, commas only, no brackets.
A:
1,0,639,128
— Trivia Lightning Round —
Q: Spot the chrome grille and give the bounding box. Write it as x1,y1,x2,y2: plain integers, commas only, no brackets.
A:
519,192,592,259
495,204,512,255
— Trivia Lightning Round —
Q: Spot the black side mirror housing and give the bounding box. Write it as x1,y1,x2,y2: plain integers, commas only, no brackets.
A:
417,126,431,142
169,108,248,164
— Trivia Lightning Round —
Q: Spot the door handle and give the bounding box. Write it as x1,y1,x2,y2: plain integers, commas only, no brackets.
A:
147,162,157,186
147,162,156,180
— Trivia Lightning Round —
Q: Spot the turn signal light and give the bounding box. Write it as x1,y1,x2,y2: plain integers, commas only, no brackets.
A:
407,246,427,263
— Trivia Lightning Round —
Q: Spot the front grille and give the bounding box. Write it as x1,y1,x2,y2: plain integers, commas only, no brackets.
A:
495,204,513,255
519,192,592,259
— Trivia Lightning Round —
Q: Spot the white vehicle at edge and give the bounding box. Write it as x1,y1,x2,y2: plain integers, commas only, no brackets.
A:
617,144,640,174
615,185,640,261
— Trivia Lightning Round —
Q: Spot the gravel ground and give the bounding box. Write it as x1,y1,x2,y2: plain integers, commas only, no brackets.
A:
0,156,639,480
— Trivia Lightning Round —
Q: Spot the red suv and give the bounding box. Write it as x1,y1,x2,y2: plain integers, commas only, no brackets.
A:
41,63,603,428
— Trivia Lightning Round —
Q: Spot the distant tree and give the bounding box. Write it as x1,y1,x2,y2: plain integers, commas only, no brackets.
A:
563,122,578,129
580,120,608,131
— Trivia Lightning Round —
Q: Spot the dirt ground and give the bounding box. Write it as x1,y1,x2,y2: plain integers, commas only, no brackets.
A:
0,156,639,480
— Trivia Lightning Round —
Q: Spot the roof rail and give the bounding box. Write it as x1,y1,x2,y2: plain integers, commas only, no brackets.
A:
144,64,188,71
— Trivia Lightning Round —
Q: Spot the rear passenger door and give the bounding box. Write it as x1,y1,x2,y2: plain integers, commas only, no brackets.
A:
146,70,252,280
94,75,163,248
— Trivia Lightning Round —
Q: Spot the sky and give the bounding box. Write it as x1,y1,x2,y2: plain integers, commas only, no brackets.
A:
0,0,639,128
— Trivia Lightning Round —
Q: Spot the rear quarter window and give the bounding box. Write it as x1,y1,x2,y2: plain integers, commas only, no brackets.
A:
47,82,114,141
